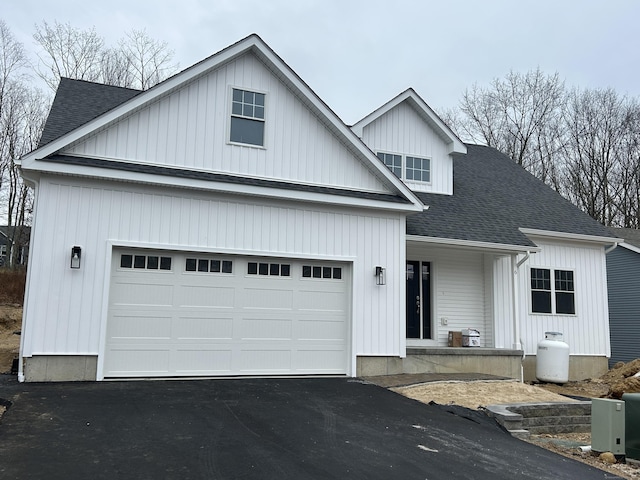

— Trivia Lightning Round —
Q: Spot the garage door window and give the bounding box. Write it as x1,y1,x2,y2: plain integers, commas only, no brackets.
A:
247,262,291,276
120,254,172,270
302,265,342,280
185,258,233,274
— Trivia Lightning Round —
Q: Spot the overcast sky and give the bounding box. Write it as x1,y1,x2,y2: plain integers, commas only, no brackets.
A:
3,0,640,124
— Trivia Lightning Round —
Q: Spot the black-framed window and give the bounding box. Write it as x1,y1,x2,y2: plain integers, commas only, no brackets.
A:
302,264,342,280
120,254,171,271
185,257,233,274
230,88,265,146
530,268,575,315
247,262,290,277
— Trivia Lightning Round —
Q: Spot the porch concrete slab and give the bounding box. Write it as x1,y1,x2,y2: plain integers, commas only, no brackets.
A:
363,372,513,388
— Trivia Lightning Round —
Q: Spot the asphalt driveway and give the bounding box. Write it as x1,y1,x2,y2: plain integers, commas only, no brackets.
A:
0,376,621,479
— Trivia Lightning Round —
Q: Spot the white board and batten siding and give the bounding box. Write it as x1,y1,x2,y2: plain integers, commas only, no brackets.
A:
22,176,406,378
358,102,453,195
499,238,610,356
63,53,389,195
406,244,490,346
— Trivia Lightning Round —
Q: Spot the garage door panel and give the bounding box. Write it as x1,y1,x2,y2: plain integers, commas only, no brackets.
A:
175,316,234,340
174,349,232,373
238,349,291,371
242,287,294,310
295,348,347,371
297,290,347,312
109,314,172,339
177,285,235,308
106,348,170,375
111,282,174,307
295,319,347,341
105,250,350,378
239,317,292,340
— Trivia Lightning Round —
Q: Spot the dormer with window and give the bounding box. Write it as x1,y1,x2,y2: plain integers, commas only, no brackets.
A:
352,89,466,195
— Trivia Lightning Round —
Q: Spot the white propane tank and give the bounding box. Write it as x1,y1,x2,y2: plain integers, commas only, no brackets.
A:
536,331,570,384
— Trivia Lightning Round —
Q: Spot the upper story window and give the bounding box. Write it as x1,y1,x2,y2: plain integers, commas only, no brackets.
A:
377,153,402,177
531,268,575,315
377,152,431,184
406,156,431,183
230,88,265,147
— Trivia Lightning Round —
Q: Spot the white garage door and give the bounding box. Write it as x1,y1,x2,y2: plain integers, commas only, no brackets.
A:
103,249,350,378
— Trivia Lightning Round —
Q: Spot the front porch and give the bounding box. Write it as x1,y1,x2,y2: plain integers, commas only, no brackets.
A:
356,347,525,381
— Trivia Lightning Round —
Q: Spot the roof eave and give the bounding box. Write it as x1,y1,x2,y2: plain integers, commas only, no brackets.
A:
406,234,540,254
519,228,620,245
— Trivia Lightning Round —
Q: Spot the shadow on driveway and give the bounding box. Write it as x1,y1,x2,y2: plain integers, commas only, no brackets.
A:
0,376,621,479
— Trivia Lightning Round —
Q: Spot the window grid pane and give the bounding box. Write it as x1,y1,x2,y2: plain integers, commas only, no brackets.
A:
377,152,402,178
406,156,431,182
232,89,265,120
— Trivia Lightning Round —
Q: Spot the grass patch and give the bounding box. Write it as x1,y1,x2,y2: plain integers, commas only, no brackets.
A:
0,269,26,305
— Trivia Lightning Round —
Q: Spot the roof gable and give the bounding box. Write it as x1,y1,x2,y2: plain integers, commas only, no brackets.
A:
21,35,423,212
352,88,466,155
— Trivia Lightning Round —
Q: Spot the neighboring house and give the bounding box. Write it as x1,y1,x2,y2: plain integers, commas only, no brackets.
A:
17,34,618,382
0,226,30,268
607,227,640,367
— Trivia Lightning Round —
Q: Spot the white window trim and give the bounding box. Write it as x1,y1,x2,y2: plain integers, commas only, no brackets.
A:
529,267,577,316
227,85,268,149
376,150,432,185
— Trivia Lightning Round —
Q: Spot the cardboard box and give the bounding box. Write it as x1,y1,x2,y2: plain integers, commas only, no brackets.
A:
448,331,462,347
462,328,480,347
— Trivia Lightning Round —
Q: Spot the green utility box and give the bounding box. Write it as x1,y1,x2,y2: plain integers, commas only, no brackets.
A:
591,398,625,455
622,393,640,460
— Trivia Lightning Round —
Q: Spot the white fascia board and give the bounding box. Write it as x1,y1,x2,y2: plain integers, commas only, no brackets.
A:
20,34,423,212
519,228,622,245
406,234,540,254
33,161,423,213
351,89,467,155
618,241,640,254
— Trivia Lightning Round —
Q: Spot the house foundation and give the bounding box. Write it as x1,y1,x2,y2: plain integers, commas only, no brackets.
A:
357,348,524,380
24,355,97,382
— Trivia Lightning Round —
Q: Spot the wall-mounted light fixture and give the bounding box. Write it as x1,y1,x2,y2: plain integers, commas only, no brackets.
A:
70,246,82,269
375,266,386,286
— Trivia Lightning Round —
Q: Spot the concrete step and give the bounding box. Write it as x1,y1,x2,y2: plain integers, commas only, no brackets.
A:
486,401,592,436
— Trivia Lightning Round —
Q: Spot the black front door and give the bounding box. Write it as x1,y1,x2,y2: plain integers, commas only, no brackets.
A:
406,261,431,339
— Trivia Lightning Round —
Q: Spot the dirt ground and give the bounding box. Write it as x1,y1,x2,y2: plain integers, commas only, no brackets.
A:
0,304,21,376
395,362,640,480
1,303,639,478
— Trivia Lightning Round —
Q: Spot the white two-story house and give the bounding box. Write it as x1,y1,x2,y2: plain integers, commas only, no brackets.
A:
17,35,617,382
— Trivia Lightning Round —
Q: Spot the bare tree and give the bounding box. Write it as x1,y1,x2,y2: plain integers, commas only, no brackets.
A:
33,21,177,91
119,29,176,90
456,69,566,189
33,20,105,91
561,88,640,227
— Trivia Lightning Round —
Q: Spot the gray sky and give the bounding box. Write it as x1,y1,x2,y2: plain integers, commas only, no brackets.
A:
3,0,640,124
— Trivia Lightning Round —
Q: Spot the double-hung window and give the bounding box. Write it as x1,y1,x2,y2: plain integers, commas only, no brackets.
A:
377,152,431,184
530,268,575,314
230,88,265,146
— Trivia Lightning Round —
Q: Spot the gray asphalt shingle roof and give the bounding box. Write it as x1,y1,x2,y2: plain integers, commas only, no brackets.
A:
38,78,141,147
407,144,615,247
610,227,640,248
